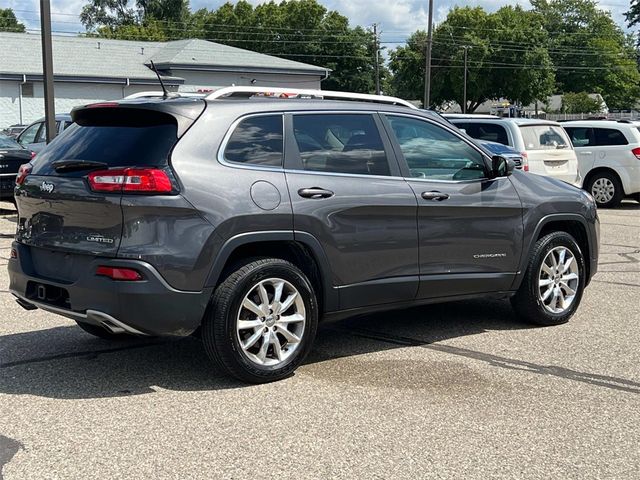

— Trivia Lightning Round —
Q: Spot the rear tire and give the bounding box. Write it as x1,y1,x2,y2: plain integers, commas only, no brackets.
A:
586,171,623,208
75,321,131,340
202,258,318,384
512,232,586,326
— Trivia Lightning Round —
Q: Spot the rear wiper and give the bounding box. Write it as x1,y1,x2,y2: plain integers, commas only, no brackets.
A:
52,159,108,173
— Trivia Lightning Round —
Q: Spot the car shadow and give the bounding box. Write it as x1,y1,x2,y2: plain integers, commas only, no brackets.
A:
0,298,542,399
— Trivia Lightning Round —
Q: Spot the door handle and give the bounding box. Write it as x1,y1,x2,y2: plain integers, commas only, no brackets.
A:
579,151,593,155
298,187,334,199
421,191,450,201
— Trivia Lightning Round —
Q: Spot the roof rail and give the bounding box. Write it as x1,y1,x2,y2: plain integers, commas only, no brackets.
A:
205,86,418,109
124,91,207,100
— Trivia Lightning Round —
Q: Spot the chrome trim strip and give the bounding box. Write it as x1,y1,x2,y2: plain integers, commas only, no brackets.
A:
0,173,17,177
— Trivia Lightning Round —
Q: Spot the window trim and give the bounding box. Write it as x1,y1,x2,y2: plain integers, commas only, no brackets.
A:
283,111,402,177
380,113,493,182
217,112,285,171
18,122,43,145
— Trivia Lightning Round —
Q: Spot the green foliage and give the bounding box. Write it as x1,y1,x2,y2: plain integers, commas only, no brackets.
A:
561,92,603,113
389,6,555,111
532,0,640,109
80,0,380,93
0,8,26,33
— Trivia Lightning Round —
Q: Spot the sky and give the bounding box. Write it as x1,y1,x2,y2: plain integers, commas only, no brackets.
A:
1,0,634,43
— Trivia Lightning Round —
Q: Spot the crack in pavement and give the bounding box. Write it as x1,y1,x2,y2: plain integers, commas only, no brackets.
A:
0,341,167,369
333,327,640,395
0,434,23,480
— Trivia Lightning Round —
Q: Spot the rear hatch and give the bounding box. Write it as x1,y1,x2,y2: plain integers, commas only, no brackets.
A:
0,136,31,193
14,99,205,258
519,124,579,184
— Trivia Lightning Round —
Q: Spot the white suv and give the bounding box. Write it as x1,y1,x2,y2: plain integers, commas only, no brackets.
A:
445,115,581,187
563,120,640,207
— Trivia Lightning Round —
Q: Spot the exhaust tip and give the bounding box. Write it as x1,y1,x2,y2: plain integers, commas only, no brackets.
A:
100,320,126,335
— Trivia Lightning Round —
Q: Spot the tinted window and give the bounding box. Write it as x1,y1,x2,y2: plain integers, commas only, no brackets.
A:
565,127,594,147
0,134,21,149
19,123,41,145
594,128,628,146
292,114,390,176
224,115,283,167
387,115,487,181
453,122,509,145
520,125,570,150
32,116,178,176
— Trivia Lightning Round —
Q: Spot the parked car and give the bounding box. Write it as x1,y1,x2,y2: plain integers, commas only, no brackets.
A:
16,114,73,154
562,120,640,207
444,114,581,187
2,124,27,138
8,88,599,384
0,134,33,202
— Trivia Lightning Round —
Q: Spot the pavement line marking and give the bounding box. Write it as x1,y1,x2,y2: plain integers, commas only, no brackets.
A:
331,327,640,395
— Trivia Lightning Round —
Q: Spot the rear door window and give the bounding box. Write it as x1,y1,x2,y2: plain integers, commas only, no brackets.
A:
520,125,570,150
594,128,628,146
565,127,594,147
223,115,283,167
31,111,178,176
291,113,391,176
461,122,509,145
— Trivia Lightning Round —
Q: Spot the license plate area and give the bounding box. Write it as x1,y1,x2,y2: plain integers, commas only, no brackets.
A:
26,281,70,309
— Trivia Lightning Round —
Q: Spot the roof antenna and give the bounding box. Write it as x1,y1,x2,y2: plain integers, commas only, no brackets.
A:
149,60,171,99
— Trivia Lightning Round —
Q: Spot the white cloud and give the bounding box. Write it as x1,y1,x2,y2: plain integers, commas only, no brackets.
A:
3,0,632,36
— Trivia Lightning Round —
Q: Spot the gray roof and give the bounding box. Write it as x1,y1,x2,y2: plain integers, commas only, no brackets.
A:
150,38,328,75
0,33,328,84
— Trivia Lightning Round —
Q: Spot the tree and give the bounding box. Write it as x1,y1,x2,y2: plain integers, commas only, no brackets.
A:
532,0,640,109
561,92,603,113
0,8,26,33
389,6,555,111
80,0,189,33
188,0,379,92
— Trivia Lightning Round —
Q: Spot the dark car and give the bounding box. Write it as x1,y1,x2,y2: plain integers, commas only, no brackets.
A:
8,88,599,383
0,134,32,201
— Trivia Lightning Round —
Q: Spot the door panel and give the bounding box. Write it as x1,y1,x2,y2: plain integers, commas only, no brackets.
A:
382,114,523,299
284,112,419,310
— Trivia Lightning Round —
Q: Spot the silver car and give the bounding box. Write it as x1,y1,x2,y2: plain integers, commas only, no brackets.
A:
17,114,73,154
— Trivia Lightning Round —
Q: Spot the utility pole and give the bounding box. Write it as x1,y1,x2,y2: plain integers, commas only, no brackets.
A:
423,0,434,109
373,23,381,95
40,0,56,143
462,46,470,114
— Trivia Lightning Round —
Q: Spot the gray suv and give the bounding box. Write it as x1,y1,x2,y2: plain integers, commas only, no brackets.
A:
8,89,600,383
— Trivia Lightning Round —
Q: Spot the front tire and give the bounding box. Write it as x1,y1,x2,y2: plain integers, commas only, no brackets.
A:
202,258,318,384
512,232,586,326
586,171,623,208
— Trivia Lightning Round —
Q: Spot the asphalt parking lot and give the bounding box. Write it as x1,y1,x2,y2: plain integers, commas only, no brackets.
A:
0,200,638,479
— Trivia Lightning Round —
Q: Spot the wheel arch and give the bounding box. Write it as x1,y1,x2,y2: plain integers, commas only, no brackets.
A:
583,166,624,193
204,231,338,314
513,214,593,290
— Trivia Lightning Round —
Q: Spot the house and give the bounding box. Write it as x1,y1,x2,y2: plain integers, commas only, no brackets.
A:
0,32,330,125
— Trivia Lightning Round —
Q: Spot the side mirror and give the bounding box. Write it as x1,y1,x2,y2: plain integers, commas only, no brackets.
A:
491,155,515,178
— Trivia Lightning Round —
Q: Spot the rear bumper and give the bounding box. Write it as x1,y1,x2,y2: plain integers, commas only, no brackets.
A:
8,242,212,336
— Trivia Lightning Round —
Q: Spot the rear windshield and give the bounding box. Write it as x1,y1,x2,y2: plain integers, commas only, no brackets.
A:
31,111,178,176
0,135,21,149
519,125,570,150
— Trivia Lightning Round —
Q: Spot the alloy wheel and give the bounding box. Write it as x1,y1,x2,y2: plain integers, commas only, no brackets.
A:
537,246,580,314
236,278,306,367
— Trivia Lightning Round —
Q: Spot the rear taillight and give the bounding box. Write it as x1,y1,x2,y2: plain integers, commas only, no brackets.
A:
520,152,529,172
96,266,143,281
632,147,640,160
87,168,173,194
30,151,36,159
16,163,31,185
10,248,17,259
